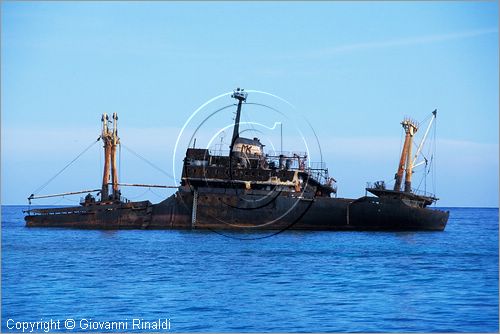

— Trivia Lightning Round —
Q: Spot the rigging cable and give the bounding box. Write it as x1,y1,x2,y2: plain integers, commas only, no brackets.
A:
120,143,175,180
424,155,427,194
241,104,259,141
433,114,437,205
31,138,100,196
415,164,426,193
126,187,150,200
420,112,436,197
410,111,437,196
149,187,167,199
119,143,122,185
63,196,80,203
37,195,65,206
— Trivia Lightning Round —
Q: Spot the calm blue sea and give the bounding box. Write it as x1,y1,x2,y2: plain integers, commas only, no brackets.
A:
2,206,498,333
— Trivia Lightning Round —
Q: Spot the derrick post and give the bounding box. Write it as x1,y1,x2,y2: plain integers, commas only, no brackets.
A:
394,121,410,192
394,118,418,192
110,113,120,199
101,113,111,201
404,120,418,192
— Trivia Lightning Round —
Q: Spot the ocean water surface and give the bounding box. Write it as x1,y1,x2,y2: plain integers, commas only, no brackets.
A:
2,206,498,332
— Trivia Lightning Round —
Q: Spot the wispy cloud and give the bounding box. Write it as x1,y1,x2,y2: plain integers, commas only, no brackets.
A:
302,27,498,59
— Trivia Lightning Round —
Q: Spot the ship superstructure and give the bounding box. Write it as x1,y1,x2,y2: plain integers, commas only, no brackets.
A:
181,88,336,198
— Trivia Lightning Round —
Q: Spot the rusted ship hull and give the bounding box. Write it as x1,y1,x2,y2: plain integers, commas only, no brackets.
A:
25,190,449,231
25,201,154,229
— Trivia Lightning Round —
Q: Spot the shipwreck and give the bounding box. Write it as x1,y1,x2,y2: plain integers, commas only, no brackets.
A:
25,89,449,231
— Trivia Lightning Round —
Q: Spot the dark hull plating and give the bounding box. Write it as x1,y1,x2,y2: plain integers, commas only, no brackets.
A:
25,190,449,231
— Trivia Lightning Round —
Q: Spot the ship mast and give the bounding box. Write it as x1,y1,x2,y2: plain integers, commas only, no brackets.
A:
100,113,120,201
393,118,419,193
229,88,247,153
111,113,120,197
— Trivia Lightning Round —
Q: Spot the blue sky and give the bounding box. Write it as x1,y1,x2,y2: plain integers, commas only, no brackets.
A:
1,1,498,207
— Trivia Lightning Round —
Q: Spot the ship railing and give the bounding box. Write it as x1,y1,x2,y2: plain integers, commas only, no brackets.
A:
308,161,327,170
79,194,130,205
265,154,307,170
307,170,329,184
208,149,309,160
209,149,230,157
366,182,436,199
265,151,308,158
402,198,426,208
208,149,273,157
410,188,437,199
305,162,331,185
366,181,387,190
27,206,86,215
